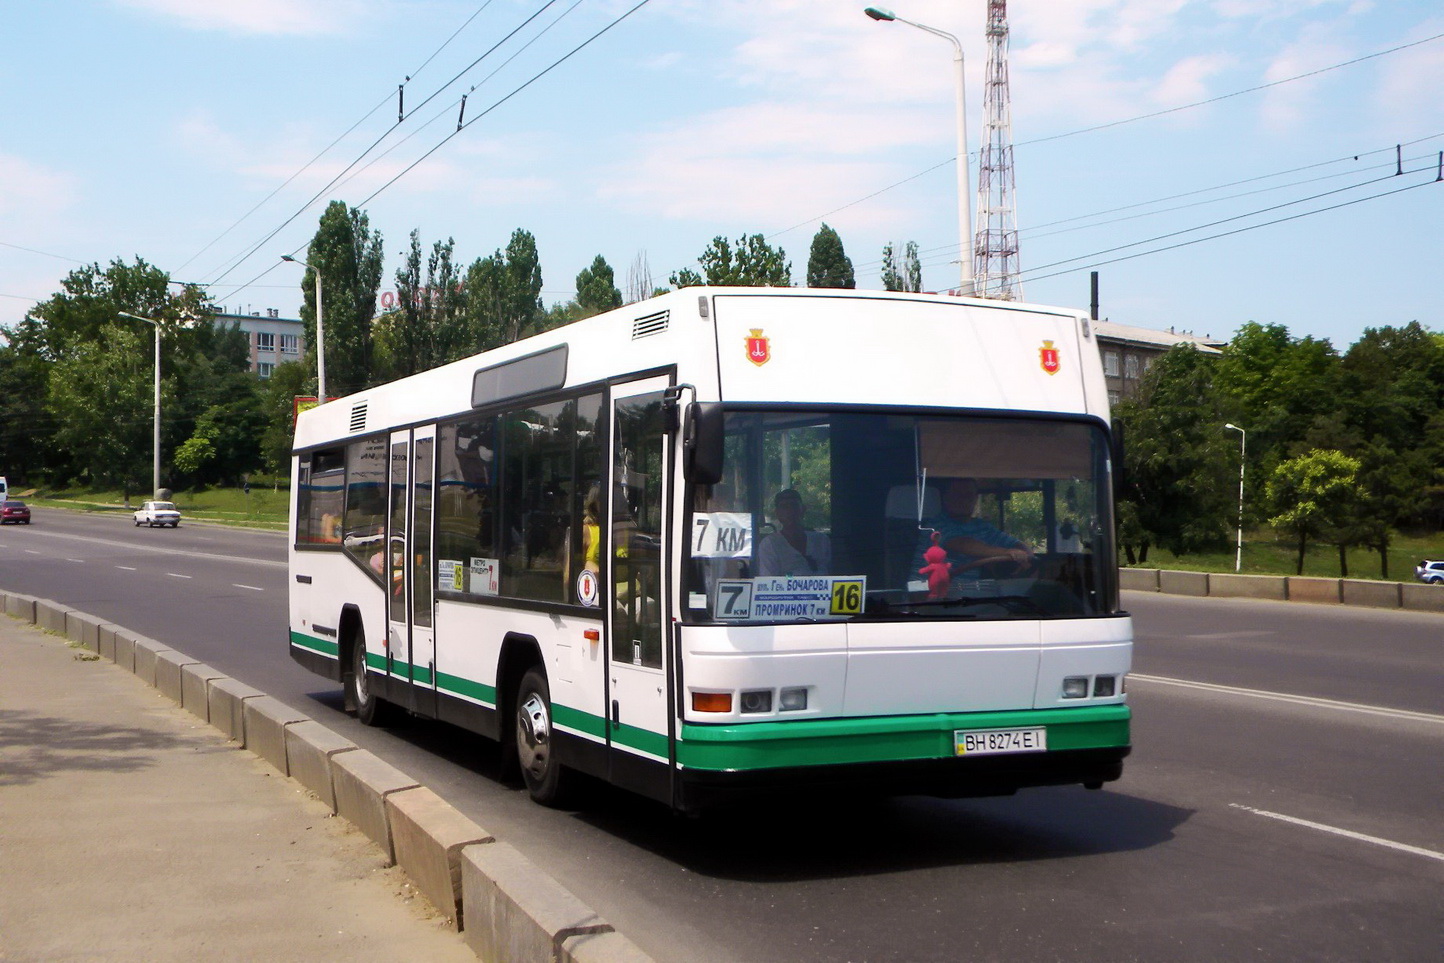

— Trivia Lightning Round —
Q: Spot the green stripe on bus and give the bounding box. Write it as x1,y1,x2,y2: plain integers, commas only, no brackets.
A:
610,719,669,758
290,630,338,657
436,670,497,705
676,705,1131,772
553,703,607,739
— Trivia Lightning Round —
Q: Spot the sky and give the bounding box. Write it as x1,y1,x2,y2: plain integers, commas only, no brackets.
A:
2,0,1441,351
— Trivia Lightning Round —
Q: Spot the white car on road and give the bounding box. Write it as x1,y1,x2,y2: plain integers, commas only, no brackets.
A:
133,500,181,528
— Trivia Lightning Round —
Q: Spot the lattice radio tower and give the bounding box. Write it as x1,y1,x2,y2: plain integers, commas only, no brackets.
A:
973,0,1022,300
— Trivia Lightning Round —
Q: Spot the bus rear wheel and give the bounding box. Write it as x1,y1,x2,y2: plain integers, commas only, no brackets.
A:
515,668,568,806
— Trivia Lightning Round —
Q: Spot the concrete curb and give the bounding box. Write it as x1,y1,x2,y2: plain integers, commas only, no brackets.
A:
333,749,421,863
388,786,495,928
462,841,611,963
208,677,265,742
0,592,659,962
181,662,226,722
284,719,357,812
243,695,310,775
1124,567,1444,613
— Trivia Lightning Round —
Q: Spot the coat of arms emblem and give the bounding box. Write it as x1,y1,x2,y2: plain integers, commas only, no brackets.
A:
746,329,770,366
1040,340,1061,375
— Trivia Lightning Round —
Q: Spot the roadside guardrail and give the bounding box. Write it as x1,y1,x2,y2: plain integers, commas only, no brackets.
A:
1119,568,1444,613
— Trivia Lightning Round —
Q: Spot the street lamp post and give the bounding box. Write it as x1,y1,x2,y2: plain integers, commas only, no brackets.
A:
118,311,162,499
281,254,325,402
864,6,975,295
1224,423,1246,572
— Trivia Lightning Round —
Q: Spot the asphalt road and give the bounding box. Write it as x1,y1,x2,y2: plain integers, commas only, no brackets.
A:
2,506,1440,961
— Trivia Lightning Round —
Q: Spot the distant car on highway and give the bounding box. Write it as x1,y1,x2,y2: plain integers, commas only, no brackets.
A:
1,499,31,524
133,500,181,528
1415,559,1444,584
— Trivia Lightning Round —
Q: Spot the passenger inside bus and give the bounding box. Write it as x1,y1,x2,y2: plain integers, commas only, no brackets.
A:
917,477,1034,576
757,488,831,577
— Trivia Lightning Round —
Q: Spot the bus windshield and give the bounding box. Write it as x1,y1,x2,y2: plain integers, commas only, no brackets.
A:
684,410,1117,623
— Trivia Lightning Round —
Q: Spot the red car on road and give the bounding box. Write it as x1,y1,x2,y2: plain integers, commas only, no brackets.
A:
1,500,32,524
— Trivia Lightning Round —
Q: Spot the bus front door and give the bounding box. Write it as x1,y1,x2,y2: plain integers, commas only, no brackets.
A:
606,378,673,799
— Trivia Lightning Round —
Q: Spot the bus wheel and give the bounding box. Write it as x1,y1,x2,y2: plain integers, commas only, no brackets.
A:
516,668,567,806
349,631,388,727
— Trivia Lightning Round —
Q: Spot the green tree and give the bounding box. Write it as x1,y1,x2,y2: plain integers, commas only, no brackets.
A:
14,257,212,492
0,340,53,485
904,241,922,293
671,234,791,287
1114,344,1234,560
880,241,922,292
300,201,384,397
574,255,623,317
379,231,465,379
1267,448,1362,575
259,361,310,477
46,323,163,494
461,228,545,350
670,267,704,289
806,224,855,288
1214,321,1340,471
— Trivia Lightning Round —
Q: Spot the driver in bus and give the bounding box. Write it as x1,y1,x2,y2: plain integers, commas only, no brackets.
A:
757,488,831,577
919,477,1033,576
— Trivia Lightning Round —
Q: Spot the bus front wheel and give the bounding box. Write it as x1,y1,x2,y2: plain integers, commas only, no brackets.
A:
349,631,388,726
515,668,568,806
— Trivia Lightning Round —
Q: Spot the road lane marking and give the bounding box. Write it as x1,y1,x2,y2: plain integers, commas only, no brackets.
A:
1230,804,1444,864
166,573,193,579
116,566,137,571
24,549,39,554
66,558,84,563
10,529,284,568
1129,673,1444,726
232,583,264,592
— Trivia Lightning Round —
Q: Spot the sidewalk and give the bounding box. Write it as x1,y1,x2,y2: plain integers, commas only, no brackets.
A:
0,616,474,963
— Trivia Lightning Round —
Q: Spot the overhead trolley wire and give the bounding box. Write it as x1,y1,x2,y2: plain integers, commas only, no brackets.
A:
851,134,1444,275
763,30,1444,244
1019,169,1440,284
179,1,504,278
330,0,587,200
203,1,558,289
210,0,653,304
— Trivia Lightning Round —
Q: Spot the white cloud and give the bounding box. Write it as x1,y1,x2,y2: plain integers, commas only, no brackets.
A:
596,101,932,229
1371,22,1444,132
1258,35,1351,130
1152,53,1236,108
111,0,379,36
0,154,79,223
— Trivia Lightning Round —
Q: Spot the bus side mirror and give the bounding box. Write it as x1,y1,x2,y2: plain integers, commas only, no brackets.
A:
685,402,724,485
1110,419,1127,497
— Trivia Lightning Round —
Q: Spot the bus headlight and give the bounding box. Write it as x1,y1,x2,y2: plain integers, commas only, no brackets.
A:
1062,676,1089,699
779,687,808,711
740,689,773,714
1093,675,1116,697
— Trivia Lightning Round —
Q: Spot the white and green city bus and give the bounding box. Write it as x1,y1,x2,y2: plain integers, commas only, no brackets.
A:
289,287,1131,812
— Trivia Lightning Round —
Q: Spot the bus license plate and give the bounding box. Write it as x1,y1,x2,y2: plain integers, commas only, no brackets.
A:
955,727,1047,756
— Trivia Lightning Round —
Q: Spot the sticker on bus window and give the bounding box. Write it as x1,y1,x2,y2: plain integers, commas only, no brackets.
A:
438,559,466,592
714,576,866,620
470,557,499,595
692,512,752,558
576,569,599,607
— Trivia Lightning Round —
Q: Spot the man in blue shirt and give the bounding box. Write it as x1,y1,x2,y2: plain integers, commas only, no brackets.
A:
920,478,1033,576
